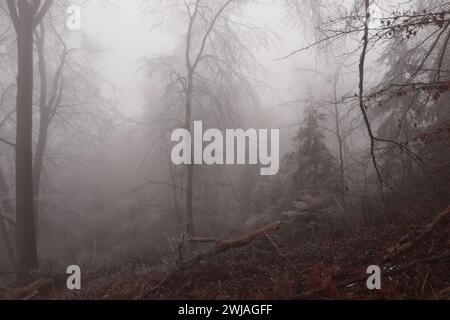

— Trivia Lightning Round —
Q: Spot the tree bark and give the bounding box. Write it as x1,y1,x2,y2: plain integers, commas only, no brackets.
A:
185,73,195,236
7,0,53,270
333,84,346,209
358,0,385,206
15,6,38,270
33,24,48,232
33,21,66,234
181,0,235,236
168,159,182,224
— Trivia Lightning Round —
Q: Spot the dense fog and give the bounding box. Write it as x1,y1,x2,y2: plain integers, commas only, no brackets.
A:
0,0,449,300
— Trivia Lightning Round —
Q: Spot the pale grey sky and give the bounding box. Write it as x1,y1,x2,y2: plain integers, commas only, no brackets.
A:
76,1,311,118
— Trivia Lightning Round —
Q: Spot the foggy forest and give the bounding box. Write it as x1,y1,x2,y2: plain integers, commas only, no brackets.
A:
0,0,449,300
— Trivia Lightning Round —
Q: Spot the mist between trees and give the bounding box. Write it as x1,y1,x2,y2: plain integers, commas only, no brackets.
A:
0,0,449,294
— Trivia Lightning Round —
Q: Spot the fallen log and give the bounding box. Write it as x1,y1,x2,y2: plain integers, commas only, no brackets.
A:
382,205,450,263
147,222,283,295
184,221,283,267
185,237,217,244
2,278,54,300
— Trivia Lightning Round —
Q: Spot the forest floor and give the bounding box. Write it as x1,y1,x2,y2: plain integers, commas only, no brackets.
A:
2,202,450,300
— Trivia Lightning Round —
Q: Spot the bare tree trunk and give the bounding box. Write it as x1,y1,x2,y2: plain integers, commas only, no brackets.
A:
333,85,346,209
185,74,195,236
33,24,49,232
168,157,182,224
33,103,48,232
181,0,235,236
7,0,53,270
358,0,385,207
15,8,38,270
33,21,65,235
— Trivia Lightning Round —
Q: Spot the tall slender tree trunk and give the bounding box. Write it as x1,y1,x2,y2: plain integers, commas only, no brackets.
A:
181,0,234,236
185,73,195,236
33,114,48,233
333,86,347,210
15,9,38,270
358,0,385,208
34,22,66,234
6,0,53,272
34,24,49,233
168,161,182,224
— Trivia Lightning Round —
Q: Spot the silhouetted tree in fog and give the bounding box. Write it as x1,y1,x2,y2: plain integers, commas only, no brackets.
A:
146,0,267,236
6,0,52,270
